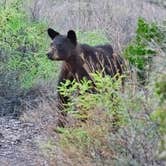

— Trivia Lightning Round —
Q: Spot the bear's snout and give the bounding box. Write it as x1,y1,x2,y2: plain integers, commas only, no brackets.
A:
47,51,61,60
47,52,52,58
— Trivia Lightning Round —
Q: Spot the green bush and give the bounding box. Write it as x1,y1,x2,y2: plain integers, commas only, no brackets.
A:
124,18,164,81
58,73,127,122
151,75,166,160
153,76,166,135
0,0,57,89
155,75,166,104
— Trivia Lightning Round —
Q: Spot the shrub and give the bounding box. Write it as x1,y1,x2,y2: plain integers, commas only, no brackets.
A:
0,0,57,89
151,75,166,160
124,18,164,82
155,75,166,104
58,73,126,122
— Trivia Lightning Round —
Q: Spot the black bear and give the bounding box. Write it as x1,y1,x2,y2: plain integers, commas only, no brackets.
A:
47,28,125,108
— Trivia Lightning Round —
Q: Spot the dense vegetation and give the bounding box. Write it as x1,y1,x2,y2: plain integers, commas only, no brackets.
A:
0,0,165,165
0,1,57,89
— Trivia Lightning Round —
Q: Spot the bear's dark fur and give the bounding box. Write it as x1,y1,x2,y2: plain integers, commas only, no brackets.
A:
47,28,125,108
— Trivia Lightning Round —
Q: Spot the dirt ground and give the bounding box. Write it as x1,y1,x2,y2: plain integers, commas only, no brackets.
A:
0,88,72,166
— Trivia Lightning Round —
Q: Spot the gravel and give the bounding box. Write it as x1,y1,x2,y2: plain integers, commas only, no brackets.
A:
0,116,50,166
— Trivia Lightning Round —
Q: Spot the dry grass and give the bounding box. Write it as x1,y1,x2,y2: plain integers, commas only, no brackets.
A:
26,0,166,52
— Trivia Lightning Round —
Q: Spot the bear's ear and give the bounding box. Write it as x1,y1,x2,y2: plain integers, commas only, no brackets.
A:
47,28,59,40
67,30,77,46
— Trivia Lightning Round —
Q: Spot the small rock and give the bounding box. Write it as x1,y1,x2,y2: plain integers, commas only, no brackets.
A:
0,133,4,139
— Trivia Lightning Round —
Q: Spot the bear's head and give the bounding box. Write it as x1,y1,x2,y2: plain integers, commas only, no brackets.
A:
47,28,77,61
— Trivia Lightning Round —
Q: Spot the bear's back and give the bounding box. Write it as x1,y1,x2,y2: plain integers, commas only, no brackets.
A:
80,44,113,58
79,44,123,76
95,44,113,56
